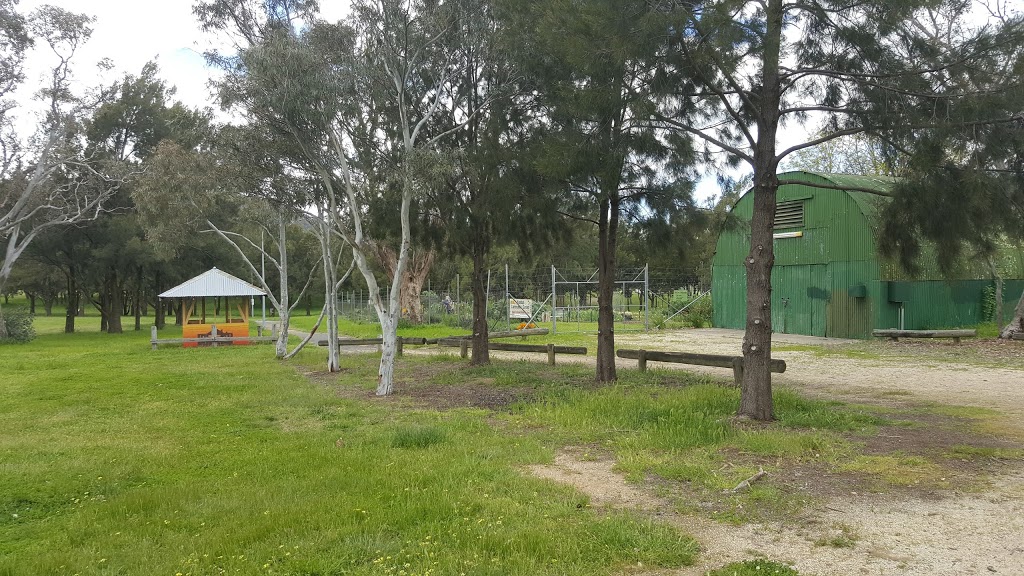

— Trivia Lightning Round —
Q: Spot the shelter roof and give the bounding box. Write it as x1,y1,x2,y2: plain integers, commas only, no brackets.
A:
158,268,266,298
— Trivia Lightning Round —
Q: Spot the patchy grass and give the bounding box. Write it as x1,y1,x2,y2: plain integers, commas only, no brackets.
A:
839,454,945,487
706,559,800,575
813,523,859,548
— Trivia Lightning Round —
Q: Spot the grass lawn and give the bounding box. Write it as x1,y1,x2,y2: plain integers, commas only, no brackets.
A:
2,323,699,576
4,310,1012,575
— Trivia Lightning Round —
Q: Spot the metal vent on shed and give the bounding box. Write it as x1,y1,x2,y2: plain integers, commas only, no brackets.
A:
774,201,804,229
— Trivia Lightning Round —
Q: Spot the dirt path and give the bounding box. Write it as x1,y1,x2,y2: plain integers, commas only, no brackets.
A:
529,452,1024,576
498,329,1024,574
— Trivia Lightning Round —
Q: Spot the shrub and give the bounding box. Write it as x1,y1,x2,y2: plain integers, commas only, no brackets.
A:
391,425,446,449
981,284,996,322
1,309,35,344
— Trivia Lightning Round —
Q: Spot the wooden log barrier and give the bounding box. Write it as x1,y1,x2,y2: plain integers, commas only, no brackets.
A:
441,339,586,364
428,327,550,345
872,329,976,344
616,348,786,385
317,337,428,347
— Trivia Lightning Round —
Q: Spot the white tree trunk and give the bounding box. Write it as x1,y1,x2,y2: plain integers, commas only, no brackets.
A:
319,214,340,372
275,215,290,359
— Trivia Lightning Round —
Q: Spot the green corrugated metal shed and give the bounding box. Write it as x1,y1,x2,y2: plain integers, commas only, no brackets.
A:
711,171,1024,338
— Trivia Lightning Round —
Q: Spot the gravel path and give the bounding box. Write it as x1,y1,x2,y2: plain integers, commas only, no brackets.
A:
517,329,1024,575
530,453,1024,576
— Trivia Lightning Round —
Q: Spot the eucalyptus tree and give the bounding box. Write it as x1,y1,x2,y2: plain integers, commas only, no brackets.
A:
0,5,126,337
657,0,1024,420
515,0,696,382
199,0,487,391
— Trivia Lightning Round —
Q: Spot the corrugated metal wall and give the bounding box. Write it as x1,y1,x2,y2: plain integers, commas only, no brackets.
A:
712,172,1024,338
878,279,1024,329
712,172,882,338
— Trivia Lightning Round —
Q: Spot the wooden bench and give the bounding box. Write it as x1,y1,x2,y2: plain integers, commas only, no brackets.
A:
437,339,586,365
150,325,275,350
616,349,786,385
872,329,976,344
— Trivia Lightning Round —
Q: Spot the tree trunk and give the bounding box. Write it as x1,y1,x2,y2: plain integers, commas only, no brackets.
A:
738,0,784,422
999,288,1024,339
96,290,108,332
0,304,7,339
64,272,78,333
154,270,165,329
43,298,53,317
174,300,182,326
275,214,290,359
596,196,619,383
470,239,490,365
374,164,416,396
372,243,434,324
107,284,123,334
134,269,142,331
319,216,340,372
27,293,36,314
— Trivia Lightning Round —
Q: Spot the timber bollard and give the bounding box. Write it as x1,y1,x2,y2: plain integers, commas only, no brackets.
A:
638,349,647,372
211,324,218,347
731,357,744,385
397,339,404,357
547,343,555,365
460,340,469,359
151,326,158,350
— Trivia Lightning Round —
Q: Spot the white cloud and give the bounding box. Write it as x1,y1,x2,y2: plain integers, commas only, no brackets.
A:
13,0,351,116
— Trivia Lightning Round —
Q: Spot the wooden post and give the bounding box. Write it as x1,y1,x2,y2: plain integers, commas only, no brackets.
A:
460,340,469,359
211,323,218,347
151,325,158,350
638,349,647,372
953,336,961,345
397,339,404,357
547,343,555,366
731,357,744,386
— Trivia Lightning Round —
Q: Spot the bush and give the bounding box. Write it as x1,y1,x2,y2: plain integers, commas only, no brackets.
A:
657,290,713,328
1,309,35,344
981,284,996,322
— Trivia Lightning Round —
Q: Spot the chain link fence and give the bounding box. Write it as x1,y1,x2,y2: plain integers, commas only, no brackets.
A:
335,265,710,334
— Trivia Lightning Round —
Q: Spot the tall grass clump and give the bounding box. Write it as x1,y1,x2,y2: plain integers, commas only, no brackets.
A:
1,309,35,343
524,384,737,448
392,424,446,448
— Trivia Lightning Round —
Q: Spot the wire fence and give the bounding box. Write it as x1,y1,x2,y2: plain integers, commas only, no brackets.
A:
336,265,710,334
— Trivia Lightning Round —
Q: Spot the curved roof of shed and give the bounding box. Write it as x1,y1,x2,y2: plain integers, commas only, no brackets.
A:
807,172,894,224
732,171,894,226
158,268,266,298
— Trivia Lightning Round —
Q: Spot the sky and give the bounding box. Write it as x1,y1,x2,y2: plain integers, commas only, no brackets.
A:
15,1,348,116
